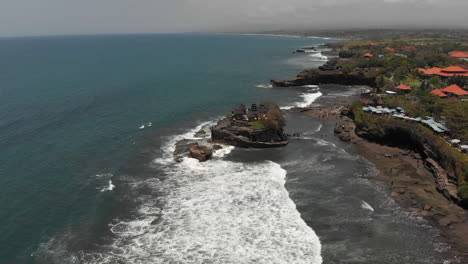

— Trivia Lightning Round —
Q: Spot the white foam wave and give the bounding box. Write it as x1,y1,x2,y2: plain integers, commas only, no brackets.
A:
256,84,273,89
100,180,115,192
315,124,323,132
309,52,328,61
361,201,374,212
282,91,323,110
85,159,322,264
154,120,218,165
95,173,113,178
212,145,235,158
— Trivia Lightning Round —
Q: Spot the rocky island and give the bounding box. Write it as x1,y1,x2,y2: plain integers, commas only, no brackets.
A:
211,103,288,148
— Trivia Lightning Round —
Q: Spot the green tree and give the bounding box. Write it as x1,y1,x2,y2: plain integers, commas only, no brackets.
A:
429,76,444,89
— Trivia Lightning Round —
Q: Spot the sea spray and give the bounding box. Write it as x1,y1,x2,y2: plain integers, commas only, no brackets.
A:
83,158,323,264
80,120,323,264
282,91,323,110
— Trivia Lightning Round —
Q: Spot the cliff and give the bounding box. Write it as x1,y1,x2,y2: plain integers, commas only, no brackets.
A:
349,102,468,207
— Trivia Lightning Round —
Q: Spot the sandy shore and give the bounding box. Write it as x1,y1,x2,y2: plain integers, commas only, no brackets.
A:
289,95,468,262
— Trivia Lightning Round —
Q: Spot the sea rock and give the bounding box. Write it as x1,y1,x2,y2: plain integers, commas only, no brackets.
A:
438,214,461,227
271,69,376,87
189,143,213,162
211,118,288,148
212,144,223,151
334,120,354,142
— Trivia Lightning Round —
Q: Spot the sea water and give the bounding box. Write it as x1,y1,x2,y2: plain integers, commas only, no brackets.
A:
0,34,449,264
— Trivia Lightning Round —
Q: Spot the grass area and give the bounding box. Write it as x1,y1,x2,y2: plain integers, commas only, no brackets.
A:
249,121,265,129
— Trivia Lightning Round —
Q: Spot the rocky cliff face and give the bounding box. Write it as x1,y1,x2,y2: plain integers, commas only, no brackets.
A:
271,69,376,87
352,113,468,206
211,118,288,148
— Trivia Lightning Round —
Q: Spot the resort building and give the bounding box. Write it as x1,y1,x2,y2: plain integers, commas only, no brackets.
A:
449,51,468,61
441,84,468,98
394,84,412,94
417,65,468,77
430,89,448,98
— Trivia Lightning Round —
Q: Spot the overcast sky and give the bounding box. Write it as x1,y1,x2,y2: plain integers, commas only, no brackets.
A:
0,0,467,37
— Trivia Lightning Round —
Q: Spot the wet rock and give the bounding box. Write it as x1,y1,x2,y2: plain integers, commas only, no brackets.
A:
212,144,222,151
438,214,461,227
334,121,354,142
194,129,208,138
189,143,214,162
211,117,288,148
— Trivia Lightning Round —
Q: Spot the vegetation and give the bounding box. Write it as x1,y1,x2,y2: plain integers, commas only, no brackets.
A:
350,101,468,186
262,104,286,130
381,94,468,141
458,185,468,206
250,121,265,129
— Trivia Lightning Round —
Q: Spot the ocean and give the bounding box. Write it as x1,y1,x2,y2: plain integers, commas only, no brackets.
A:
0,34,449,263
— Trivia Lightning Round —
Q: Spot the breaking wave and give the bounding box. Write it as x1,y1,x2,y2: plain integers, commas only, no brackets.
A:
283,91,323,110
78,120,322,263
361,200,374,212
309,52,328,61
256,83,273,89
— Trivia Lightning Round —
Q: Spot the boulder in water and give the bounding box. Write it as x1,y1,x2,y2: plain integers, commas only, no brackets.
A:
189,143,214,162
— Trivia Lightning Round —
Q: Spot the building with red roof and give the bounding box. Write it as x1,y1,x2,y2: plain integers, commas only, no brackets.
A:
441,84,468,97
417,66,468,77
385,47,395,52
430,89,447,98
363,53,374,58
396,84,411,90
450,51,468,59
402,46,417,52
394,84,411,94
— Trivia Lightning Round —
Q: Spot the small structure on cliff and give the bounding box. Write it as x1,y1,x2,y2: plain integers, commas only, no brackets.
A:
211,103,288,148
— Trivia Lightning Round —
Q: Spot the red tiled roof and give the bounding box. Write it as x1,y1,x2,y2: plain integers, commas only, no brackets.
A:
370,43,378,46
402,46,417,52
430,89,447,97
395,84,411,90
417,67,442,75
442,84,468,96
364,53,374,57
450,51,468,58
385,47,395,52
441,66,468,73
417,66,468,77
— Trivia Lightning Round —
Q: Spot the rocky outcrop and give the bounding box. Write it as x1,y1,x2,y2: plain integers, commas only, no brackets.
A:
425,158,461,203
189,143,214,162
351,108,468,207
211,118,288,148
271,69,376,87
334,117,354,142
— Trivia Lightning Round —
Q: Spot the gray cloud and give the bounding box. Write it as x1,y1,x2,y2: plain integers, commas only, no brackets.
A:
0,0,467,37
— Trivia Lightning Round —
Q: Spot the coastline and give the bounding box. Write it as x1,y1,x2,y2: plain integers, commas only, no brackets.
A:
290,94,468,261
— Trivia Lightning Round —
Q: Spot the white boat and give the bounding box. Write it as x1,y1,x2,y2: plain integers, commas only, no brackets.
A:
147,122,152,127
139,124,145,129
